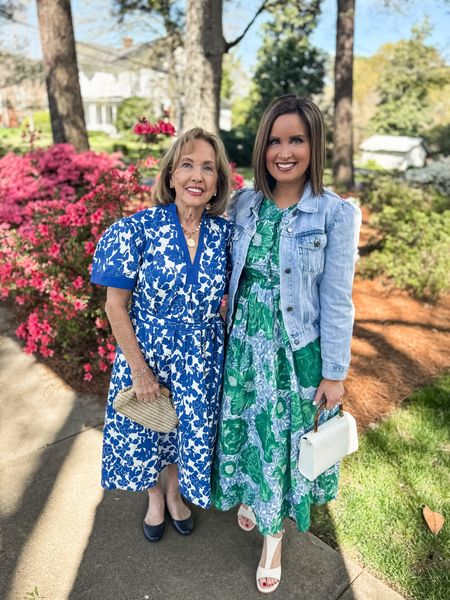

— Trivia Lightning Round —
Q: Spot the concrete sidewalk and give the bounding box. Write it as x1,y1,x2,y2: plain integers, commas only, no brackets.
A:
0,305,405,600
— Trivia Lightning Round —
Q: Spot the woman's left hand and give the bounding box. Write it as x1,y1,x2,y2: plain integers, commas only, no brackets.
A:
313,378,345,410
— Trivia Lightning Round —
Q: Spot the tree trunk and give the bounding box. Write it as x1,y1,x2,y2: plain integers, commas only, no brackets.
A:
167,33,184,131
333,0,354,190
184,0,225,134
36,0,89,151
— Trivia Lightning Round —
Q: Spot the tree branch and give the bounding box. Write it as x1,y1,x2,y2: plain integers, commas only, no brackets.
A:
225,0,269,52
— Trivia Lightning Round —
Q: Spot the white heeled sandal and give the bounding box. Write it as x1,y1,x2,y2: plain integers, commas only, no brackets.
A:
256,532,283,594
237,504,256,532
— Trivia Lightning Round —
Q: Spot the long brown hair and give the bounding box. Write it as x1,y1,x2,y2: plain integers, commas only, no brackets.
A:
152,128,231,217
253,95,325,198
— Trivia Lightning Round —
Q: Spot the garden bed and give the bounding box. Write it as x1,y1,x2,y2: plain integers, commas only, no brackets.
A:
346,276,450,430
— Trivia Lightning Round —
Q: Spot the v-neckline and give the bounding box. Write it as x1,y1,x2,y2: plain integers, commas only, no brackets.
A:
167,203,207,284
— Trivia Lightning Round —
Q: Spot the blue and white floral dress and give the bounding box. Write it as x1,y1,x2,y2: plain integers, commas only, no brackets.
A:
91,203,232,509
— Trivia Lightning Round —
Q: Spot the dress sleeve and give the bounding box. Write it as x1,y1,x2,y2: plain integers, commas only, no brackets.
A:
90,216,145,290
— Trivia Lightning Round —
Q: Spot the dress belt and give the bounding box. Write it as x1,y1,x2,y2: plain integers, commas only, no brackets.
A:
130,310,222,333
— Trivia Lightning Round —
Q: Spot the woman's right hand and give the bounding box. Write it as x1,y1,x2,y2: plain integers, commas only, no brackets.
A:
132,368,160,403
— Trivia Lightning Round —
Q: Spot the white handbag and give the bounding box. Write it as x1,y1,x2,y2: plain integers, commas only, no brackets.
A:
298,401,358,481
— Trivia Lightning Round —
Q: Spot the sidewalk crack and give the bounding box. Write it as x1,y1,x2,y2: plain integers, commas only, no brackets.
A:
336,569,363,599
42,422,104,449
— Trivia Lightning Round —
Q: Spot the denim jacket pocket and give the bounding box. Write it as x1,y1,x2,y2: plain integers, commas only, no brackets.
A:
296,232,328,273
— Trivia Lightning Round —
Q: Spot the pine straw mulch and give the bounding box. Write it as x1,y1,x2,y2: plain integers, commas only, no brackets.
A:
345,277,450,430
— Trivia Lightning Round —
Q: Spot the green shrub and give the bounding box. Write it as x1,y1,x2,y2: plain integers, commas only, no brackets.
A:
405,157,450,197
220,127,255,167
116,97,155,133
359,174,449,214
360,158,387,171
358,174,450,300
424,122,450,156
360,207,450,301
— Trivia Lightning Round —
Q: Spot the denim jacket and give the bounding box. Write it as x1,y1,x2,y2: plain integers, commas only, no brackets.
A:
227,184,361,381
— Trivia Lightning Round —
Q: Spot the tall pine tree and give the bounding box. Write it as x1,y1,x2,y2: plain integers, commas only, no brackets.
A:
249,1,325,130
333,0,354,190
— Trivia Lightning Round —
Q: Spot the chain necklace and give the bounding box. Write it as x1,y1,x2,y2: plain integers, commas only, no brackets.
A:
181,220,202,247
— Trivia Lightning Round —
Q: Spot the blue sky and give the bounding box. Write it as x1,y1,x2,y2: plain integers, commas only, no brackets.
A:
3,0,449,70
233,0,450,68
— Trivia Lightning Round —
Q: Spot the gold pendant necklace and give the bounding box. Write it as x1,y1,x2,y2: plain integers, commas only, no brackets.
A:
181,220,202,248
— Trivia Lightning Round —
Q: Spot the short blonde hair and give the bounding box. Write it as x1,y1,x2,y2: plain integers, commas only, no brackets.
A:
152,128,232,217
253,95,325,198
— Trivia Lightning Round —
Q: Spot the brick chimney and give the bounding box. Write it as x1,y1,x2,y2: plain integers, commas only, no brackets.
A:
123,38,133,48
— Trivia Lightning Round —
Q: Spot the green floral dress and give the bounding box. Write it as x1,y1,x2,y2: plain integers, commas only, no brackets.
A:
212,198,339,534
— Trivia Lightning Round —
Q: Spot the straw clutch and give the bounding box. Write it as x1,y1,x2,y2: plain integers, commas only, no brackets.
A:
113,384,178,433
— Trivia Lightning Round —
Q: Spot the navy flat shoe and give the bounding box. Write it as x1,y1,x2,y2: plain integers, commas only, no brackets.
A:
168,512,194,535
143,520,165,542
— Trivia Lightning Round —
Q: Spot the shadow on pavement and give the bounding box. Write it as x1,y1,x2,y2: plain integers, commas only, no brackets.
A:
1,404,84,599
69,487,358,600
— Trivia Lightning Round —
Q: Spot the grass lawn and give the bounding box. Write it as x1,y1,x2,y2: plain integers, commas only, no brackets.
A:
0,127,53,154
311,373,450,600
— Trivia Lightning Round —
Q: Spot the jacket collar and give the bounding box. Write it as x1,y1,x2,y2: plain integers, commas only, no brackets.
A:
248,190,264,216
247,183,318,216
293,183,318,214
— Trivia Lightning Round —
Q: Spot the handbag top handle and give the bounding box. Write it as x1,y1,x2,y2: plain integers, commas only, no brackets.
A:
314,399,344,433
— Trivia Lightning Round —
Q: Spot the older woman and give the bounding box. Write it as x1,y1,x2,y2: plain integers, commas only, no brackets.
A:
91,128,232,542
213,96,360,592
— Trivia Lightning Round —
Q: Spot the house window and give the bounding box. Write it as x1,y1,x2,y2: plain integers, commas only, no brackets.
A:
106,106,113,124
96,105,103,124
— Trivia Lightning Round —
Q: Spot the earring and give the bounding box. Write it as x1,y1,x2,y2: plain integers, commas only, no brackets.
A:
213,190,217,196
169,182,174,189
205,203,211,211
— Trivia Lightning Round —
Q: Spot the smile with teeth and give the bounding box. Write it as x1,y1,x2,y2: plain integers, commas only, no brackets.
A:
186,186,204,195
276,162,296,171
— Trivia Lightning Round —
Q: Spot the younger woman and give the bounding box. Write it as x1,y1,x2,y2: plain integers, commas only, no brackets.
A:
213,95,360,593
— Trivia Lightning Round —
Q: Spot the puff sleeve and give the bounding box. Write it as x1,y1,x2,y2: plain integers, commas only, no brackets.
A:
90,216,145,290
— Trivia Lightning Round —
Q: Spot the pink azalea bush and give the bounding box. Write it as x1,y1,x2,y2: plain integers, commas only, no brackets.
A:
0,144,154,379
0,144,122,226
0,125,243,383
133,117,176,137
230,163,245,190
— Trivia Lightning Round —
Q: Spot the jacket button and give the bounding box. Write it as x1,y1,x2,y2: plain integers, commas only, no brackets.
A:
314,239,320,247
286,306,293,312
285,268,291,274
287,227,292,233
294,338,300,345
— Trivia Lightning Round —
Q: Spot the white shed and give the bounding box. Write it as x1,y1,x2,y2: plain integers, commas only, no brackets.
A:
359,135,428,171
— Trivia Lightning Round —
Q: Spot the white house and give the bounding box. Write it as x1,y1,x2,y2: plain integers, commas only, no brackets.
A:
359,135,428,171
77,39,175,135
3,38,232,135
77,38,232,134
